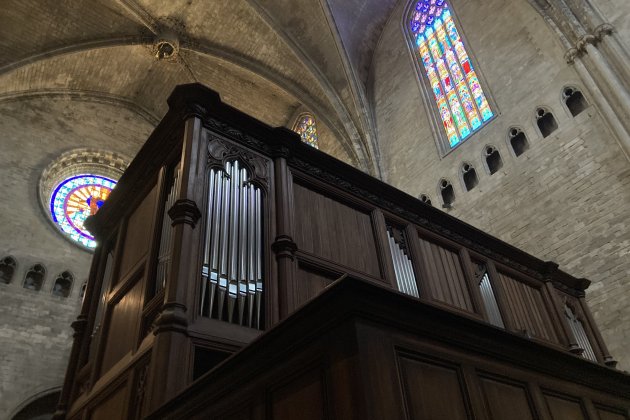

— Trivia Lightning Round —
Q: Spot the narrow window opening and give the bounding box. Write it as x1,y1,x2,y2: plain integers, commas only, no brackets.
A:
0,256,17,284
52,271,73,298
24,264,46,291
440,179,455,208
462,163,478,191
563,87,588,117
485,146,503,174
536,108,558,137
386,225,419,298
419,194,432,206
509,128,529,157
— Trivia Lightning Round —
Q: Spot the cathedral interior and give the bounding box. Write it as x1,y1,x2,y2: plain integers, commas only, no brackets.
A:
1,0,630,418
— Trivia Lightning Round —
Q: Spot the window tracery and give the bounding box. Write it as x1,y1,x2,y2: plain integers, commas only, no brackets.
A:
408,0,494,150
293,113,319,149
50,175,117,249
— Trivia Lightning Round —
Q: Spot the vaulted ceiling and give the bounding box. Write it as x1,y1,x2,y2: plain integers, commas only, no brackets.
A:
0,0,403,175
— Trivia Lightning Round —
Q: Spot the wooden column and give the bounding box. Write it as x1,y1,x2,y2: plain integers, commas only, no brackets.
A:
146,116,204,412
578,293,617,367
460,249,489,320
271,154,297,321
541,262,576,350
485,262,517,331
404,225,429,299
370,209,396,288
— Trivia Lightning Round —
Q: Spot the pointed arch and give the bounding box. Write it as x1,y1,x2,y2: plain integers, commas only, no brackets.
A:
405,0,495,154
293,113,320,149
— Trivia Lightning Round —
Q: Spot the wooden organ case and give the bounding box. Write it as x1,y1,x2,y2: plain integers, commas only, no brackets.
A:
55,84,630,420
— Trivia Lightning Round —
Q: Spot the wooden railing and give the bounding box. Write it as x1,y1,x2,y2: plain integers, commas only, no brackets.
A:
55,83,617,420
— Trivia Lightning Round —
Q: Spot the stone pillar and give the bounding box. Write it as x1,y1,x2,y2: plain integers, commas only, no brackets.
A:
528,0,630,162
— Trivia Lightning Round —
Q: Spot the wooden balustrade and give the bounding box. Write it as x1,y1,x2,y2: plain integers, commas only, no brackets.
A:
54,83,620,420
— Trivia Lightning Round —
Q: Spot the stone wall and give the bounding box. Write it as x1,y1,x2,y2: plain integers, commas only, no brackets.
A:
0,97,151,418
371,0,630,369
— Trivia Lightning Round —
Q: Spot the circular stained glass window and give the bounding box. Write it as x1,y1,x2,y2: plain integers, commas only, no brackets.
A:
50,175,117,249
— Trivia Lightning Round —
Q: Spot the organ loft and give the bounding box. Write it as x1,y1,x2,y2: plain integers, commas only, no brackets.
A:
2,0,630,418
53,84,630,419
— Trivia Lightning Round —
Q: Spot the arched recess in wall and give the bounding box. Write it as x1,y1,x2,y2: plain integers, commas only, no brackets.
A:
292,113,320,149
38,149,130,251
404,0,497,156
51,271,74,298
0,256,17,284
23,263,46,291
562,85,589,118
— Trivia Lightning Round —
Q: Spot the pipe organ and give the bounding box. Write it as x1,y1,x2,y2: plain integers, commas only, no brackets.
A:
200,160,264,328
54,84,630,420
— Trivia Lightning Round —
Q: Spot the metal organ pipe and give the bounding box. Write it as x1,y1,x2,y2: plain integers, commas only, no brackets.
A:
200,159,263,328
156,165,180,294
387,230,419,298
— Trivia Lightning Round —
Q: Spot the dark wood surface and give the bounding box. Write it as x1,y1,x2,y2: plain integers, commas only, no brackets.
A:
148,276,630,420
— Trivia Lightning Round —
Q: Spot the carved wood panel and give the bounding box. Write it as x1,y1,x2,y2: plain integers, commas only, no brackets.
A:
292,182,380,277
496,271,559,343
397,355,472,420
416,235,474,312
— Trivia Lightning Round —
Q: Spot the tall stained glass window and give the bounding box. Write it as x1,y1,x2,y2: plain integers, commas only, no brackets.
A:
50,175,116,249
293,113,319,149
409,0,493,149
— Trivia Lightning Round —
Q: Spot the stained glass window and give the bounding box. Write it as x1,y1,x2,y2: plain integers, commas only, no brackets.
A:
409,0,493,149
294,114,319,149
49,175,116,249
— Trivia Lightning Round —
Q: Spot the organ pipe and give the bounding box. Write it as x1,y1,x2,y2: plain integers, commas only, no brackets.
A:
200,160,263,328
387,229,419,298
156,165,180,294
565,305,597,362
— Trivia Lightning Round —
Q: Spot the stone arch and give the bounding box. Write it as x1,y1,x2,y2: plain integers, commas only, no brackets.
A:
507,126,530,157
438,178,455,208
534,106,558,138
561,85,589,117
0,255,17,284
23,263,46,291
51,271,74,298
460,162,479,191
482,145,503,175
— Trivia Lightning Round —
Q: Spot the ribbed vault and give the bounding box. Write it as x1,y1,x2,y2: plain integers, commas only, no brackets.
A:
0,0,405,174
